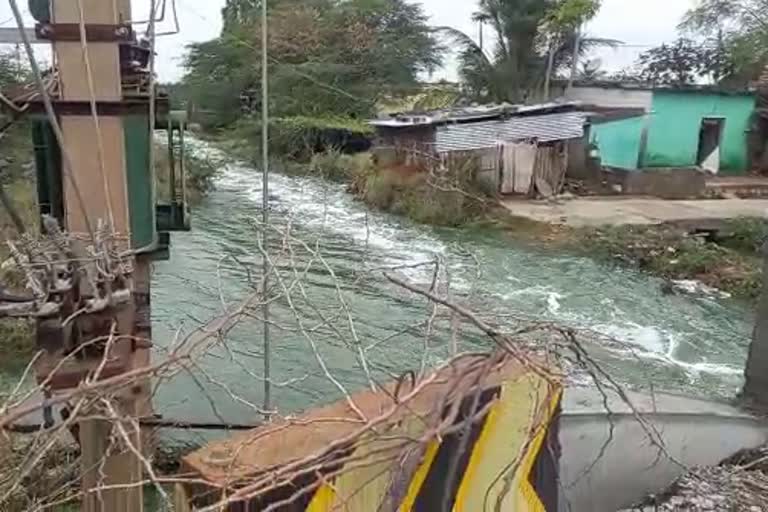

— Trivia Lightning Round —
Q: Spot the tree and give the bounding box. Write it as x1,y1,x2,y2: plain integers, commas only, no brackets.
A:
604,67,644,83
441,0,612,103
637,38,728,86
577,59,607,81
679,0,768,86
182,0,442,127
0,52,25,89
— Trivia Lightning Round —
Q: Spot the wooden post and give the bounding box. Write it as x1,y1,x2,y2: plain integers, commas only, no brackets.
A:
49,1,145,510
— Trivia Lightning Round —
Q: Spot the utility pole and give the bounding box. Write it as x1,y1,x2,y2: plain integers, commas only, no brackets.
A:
48,1,144,510
743,241,768,408
6,0,189,508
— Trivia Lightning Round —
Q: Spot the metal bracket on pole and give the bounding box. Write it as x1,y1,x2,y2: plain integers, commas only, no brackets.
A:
35,23,133,42
27,98,171,117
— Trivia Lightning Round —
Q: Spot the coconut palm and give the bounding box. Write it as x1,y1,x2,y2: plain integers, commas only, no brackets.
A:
440,0,617,103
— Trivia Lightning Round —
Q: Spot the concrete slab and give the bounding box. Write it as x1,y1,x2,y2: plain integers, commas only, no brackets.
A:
561,387,768,512
502,197,768,227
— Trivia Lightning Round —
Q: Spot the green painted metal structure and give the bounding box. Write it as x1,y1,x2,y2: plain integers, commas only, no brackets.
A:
124,115,155,250
592,89,756,173
31,110,190,260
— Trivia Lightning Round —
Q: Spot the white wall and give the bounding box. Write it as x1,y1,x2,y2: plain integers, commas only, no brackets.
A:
560,86,654,112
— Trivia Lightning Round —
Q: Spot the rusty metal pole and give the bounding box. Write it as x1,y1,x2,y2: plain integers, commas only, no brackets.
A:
743,241,768,408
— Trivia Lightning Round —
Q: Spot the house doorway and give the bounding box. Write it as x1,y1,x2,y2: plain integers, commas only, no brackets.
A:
697,118,725,174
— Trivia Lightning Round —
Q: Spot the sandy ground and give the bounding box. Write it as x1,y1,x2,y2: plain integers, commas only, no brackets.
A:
502,197,768,227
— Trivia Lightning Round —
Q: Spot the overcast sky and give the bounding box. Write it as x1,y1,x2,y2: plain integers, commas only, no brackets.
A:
1,0,694,82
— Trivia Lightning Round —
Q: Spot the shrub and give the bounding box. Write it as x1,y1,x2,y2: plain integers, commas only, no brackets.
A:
308,149,374,182
154,143,219,201
403,185,475,226
185,148,219,195
580,225,763,299
229,117,374,161
357,166,487,227
720,217,768,254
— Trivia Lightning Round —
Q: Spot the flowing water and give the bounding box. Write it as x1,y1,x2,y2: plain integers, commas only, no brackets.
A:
0,142,755,442
143,143,755,440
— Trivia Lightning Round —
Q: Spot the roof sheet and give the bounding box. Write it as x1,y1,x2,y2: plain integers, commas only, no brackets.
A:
370,102,582,128
434,111,587,152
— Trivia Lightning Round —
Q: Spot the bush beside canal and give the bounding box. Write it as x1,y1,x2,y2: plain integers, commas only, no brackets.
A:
0,126,38,367
577,219,766,300
280,148,493,227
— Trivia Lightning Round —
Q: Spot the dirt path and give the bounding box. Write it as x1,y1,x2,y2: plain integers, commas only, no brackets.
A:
502,197,768,227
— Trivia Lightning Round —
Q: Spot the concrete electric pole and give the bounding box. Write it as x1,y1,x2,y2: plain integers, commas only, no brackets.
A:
6,0,191,508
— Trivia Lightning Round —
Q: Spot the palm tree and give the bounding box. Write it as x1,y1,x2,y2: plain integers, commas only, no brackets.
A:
440,0,616,103
578,58,608,81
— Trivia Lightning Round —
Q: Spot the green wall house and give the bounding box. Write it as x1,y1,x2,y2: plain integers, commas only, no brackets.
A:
645,91,754,173
590,88,756,174
592,116,645,170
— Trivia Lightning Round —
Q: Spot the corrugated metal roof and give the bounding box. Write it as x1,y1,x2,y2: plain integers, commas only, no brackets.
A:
369,102,583,128
434,111,587,152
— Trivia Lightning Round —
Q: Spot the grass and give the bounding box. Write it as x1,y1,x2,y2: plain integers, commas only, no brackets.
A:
154,143,219,202
0,435,79,512
0,126,38,366
719,217,768,254
347,153,492,227
307,149,375,183
577,221,764,299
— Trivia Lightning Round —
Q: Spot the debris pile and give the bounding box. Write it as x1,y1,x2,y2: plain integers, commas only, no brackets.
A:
624,446,768,511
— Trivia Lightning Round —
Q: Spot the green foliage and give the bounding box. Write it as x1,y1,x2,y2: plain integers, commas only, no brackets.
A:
284,149,490,227
637,38,731,85
679,0,768,86
0,51,32,131
307,150,375,182
442,0,611,102
0,320,35,369
0,51,28,89
402,185,476,226
154,143,220,200
581,224,763,299
354,155,490,226
186,150,220,196
181,37,255,127
546,0,601,28
224,116,374,160
720,217,768,254
272,116,373,158
577,59,608,81
377,83,462,115
0,128,38,365
278,116,373,134
182,0,441,129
